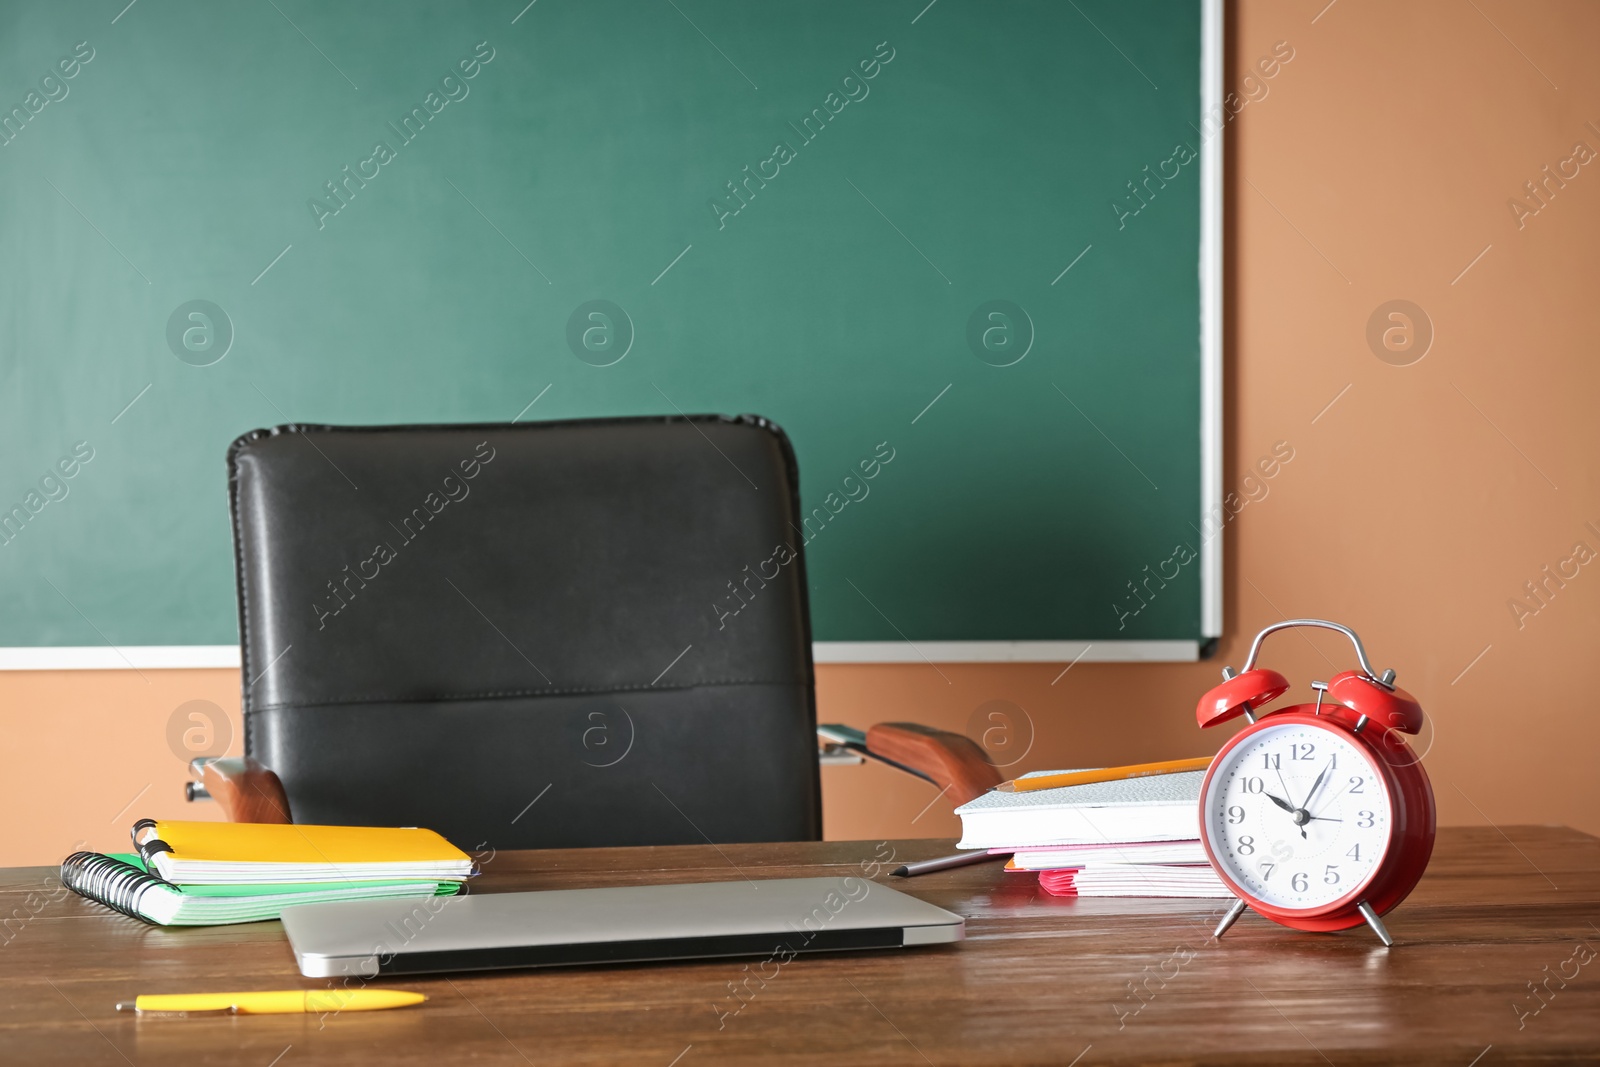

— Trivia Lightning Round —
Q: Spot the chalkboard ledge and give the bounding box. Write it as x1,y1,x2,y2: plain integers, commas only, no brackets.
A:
0,642,1205,670
813,641,1203,664
0,646,242,670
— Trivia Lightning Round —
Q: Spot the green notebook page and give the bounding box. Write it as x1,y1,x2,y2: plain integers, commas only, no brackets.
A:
109,854,461,897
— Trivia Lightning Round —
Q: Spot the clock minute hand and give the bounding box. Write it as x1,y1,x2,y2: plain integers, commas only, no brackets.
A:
1301,759,1334,814
1281,758,1337,840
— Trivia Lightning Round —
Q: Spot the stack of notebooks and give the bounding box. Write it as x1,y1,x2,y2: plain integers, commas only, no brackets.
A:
62,819,475,925
954,769,1230,898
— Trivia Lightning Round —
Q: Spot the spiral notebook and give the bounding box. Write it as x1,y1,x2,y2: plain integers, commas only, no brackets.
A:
61,852,463,926
130,819,475,884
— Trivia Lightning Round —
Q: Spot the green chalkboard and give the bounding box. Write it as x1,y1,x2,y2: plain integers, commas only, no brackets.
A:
0,0,1212,655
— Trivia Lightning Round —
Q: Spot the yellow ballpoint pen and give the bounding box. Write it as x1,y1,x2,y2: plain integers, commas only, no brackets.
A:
115,989,426,1016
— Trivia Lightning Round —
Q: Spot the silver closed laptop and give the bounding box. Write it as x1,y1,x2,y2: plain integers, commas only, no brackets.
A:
281,876,965,977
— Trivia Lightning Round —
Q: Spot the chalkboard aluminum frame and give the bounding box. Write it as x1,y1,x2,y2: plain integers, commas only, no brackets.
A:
816,0,1224,666
0,0,1222,671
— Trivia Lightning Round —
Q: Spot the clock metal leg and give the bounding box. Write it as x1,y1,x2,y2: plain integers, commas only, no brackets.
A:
1356,900,1393,946
1212,897,1248,940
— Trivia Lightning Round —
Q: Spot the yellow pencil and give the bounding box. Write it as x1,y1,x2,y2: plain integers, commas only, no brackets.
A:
115,989,426,1015
999,756,1214,793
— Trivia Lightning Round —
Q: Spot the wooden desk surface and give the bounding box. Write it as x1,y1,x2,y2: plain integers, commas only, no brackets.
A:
3,826,1597,1065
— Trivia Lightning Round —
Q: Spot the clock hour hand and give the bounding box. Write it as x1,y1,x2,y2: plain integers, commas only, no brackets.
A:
1265,792,1309,839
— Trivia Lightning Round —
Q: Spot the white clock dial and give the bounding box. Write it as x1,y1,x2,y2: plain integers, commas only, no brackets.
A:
1203,721,1391,911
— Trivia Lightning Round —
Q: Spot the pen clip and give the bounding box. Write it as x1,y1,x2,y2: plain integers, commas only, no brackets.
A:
115,1003,238,1017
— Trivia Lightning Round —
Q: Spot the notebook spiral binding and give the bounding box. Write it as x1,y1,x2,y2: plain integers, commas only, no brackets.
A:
60,852,170,925
130,818,173,865
137,839,173,865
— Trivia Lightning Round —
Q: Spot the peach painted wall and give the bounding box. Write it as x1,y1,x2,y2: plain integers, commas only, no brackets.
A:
6,0,1599,865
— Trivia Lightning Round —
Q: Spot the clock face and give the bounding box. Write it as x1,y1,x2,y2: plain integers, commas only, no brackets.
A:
1204,721,1392,912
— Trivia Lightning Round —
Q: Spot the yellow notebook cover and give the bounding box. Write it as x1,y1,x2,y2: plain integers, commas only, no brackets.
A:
139,821,470,866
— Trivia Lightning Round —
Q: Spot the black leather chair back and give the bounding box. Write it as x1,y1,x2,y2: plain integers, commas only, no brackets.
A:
228,416,821,851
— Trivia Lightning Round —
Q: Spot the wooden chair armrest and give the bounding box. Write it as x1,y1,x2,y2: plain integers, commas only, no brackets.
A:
865,722,1003,806
190,758,293,823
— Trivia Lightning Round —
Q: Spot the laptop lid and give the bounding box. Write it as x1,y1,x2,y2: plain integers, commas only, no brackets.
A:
281,876,964,977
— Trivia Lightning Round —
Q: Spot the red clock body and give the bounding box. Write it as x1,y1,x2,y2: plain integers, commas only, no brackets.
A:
1199,705,1435,932
1196,621,1435,942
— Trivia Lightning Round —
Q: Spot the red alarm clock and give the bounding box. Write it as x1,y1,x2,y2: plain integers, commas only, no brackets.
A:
1196,619,1435,945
